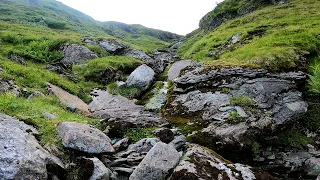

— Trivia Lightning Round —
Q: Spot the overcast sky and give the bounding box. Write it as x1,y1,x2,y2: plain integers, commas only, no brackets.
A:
56,0,224,35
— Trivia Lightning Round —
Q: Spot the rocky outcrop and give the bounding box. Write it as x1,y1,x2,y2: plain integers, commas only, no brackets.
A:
89,90,166,135
0,113,65,179
129,142,180,180
46,63,80,82
121,49,164,73
47,83,91,115
153,49,179,64
125,64,155,91
169,144,277,180
168,60,196,80
253,146,320,179
9,54,27,65
166,66,308,161
57,122,114,153
0,79,20,96
106,138,160,179
60,44,98,65
83,38,129,54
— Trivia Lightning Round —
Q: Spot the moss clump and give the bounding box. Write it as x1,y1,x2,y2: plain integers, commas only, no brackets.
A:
107,82,140,99
124,127,157,143
251,141,260,157
220,88,231,94
227,111,245,124
230,95,256,107
276,129,313,149
86,44,110,58
135,81,164,105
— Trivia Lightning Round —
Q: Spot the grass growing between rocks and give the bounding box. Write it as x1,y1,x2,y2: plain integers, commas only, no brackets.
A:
124,127,157,143
275,129,313,149
107,82,140,99
179,0,320,71
0,58,98,103
309,61,320,94
230,95,256,107
0,93,100,146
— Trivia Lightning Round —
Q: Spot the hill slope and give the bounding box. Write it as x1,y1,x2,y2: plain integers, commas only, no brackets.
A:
179,0,320,72
0,0,181,51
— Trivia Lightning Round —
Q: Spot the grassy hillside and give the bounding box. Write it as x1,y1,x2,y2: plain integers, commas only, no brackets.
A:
179,0,320,72
0,0,181,148
0,0,181,52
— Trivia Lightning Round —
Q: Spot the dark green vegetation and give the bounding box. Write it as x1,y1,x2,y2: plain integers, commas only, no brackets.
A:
275,128,314,149
124,127,156,143
179,0,320,72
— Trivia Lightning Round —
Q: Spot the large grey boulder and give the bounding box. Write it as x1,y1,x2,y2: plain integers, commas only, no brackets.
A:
89,90,166,135
0,113,64,179
60,44,98,65
129,142,180,180
169,144,276,180
168,60,196,80
47,83,91,115
98,39,129,54
57,122,114,153
126,64,155,91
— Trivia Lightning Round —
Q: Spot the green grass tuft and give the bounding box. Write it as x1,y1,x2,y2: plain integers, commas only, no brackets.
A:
107,82,140,99
124,128,156,143
309,62,320,94
230,95,256,107
0,93,100,146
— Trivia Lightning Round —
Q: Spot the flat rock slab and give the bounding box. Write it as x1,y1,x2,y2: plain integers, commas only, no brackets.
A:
47,83,91,115
89,90,166,133
0,113,64,179
57,122,114,153
129,142,180,180
168,60,196,80
89,89,143,117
